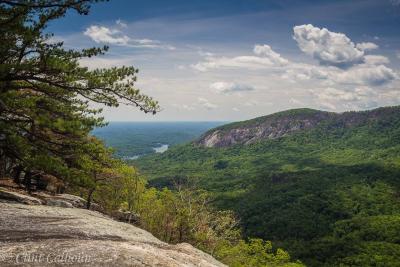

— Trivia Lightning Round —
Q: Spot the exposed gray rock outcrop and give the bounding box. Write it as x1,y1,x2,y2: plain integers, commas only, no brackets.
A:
196,106,400,148
44,198,74,208
32,192,87,208
0,200,225,266
52,194,87,208
0,189,43,205
112,209,141,225
196,109,333,148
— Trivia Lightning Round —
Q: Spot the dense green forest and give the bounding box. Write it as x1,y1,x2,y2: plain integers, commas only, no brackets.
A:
136,106,400,266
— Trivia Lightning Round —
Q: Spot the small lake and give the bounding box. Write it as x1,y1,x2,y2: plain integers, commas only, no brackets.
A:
153,144,169,153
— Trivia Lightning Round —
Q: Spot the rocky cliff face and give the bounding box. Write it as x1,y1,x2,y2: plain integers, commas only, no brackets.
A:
195,106,400,148
0,189,225,267
196,109,334,148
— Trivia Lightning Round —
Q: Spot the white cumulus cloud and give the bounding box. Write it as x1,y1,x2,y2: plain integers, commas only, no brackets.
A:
293,24,365,67
84,25,175,49
84,25,130,45
253,44,289,65
334,64,397,86
316,87,362,102
192,44,288,71
210,82,255,94
356,42,379,51
364,55,390,65
311,86,379,110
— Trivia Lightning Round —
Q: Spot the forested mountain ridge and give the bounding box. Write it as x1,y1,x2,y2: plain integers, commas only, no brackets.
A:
195,106,400,148
136,106,400,266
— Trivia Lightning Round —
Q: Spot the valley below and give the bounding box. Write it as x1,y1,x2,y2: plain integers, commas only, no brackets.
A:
134,106,400,266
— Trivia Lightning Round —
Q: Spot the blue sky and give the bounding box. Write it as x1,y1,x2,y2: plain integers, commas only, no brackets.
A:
49,0,400,121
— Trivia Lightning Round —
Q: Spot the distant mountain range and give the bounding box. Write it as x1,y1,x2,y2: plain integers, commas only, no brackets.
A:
136,106,400,266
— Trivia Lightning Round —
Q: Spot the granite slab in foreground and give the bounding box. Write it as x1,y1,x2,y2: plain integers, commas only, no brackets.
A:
0,201,225,267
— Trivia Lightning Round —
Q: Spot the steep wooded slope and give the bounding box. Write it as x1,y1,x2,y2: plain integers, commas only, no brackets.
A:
136,106,400,266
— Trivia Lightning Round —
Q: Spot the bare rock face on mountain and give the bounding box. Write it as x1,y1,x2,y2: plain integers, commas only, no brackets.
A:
195,106,400,148
0,201,225,267
196,109,334,148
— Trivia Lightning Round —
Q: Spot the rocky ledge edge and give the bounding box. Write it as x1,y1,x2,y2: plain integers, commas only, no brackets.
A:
0,188,225,267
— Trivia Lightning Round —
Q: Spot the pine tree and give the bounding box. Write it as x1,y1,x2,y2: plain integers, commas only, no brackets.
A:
0,0,159,189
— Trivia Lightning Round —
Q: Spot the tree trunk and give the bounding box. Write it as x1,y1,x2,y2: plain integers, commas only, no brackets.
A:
86,188,95,209
24,171,32,193
12,165,22,185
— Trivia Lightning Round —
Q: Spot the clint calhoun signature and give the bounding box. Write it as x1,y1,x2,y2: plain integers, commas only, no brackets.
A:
0,252,92,264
